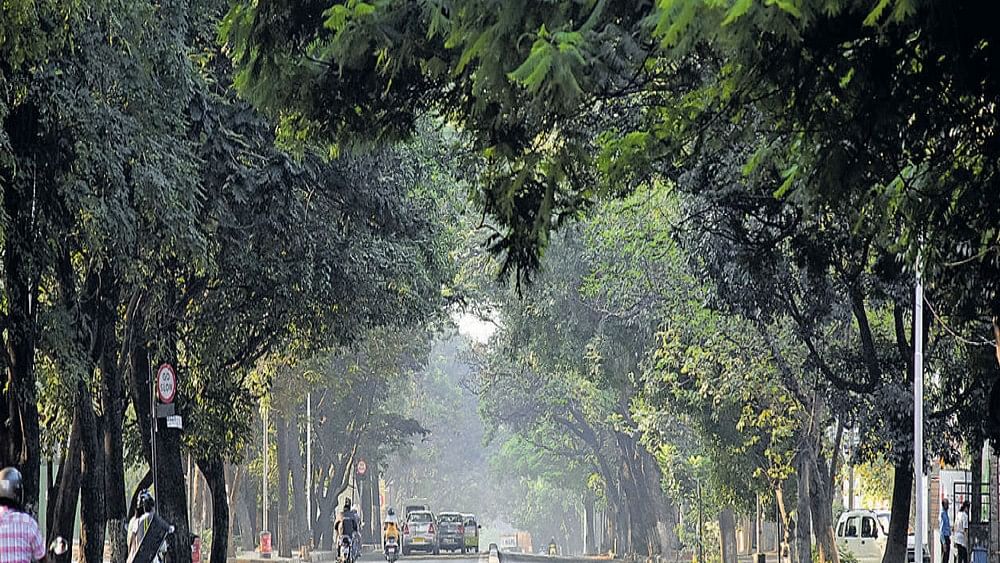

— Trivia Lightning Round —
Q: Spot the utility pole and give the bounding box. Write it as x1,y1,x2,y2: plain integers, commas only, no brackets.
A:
263,404,269,532
915,267,926,563
697,481,704,563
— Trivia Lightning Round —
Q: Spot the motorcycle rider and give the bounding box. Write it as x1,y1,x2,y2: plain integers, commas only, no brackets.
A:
383,508,401,552
0,467,46,562
335,498,362,562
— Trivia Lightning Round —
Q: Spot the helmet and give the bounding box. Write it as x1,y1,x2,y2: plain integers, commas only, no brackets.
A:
387,508,395,516
137,490,155,513
0,467,23,507
343,498,352,510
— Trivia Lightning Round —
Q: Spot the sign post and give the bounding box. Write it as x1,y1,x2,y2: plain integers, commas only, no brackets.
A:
915,269,926,563
149,362,181,503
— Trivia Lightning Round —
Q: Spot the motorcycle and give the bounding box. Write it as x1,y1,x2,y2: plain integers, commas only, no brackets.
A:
385,536,400,563
338,534,356,563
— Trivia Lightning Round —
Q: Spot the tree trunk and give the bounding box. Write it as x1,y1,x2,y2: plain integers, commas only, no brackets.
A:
882,460,914,563
289,418,308,549
777,483,793,558
103,371,128,563
809,446,840,563
583,493,596,555
238,471,257,551
971,436,983,524
796,451,813,563
198,458,230,563
1,183,42,515
227,464,243,556
130,342,191,563
79,379,107,563
192,463,204,536
156,405,192,563
275,411,292,557
48,414,82,563
720,508,738,563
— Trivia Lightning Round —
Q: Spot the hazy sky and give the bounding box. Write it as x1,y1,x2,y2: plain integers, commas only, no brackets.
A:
455,311,496,344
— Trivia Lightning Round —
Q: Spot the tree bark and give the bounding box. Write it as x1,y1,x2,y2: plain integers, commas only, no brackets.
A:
289,418,308,549
238,469,257,551
971,436,983,524
583,493,597,555
48,414,82,563
227,464,243,556
882,460,914,563
79,379,107,563
720,508,738,563
1,176,42,515
192,463,204,536
103,364,128,563
809,445,840,563
198,457,230,563
777,483,793,558
796,450,813,563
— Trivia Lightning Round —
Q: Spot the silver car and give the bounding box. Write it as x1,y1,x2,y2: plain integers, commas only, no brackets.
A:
403,511,439,555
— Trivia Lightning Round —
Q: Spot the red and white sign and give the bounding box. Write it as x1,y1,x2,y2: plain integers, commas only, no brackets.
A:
357,459,368,476
156,364,177,404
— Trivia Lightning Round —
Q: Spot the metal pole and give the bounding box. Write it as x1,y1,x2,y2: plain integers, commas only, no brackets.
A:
697,481,704,563
307,392,312,536
776,496,783,563
915,268,926,563
148,353,158,502
756,494,762,553
263,404,269,532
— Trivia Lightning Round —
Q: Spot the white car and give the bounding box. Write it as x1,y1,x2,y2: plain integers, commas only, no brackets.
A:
836,510,930,563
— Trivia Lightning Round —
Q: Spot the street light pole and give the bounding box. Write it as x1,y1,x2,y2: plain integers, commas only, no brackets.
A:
697,481,704,563
914,267,925,562
263,404,269,533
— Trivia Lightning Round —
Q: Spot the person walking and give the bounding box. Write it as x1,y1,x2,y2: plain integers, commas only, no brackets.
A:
0,467,46,562
954,500,970,563
941,497,953,563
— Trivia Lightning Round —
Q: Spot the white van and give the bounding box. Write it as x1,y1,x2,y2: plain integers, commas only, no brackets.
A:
836,510,930,563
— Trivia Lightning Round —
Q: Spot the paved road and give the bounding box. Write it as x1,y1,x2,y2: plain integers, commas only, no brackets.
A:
358,553,487,563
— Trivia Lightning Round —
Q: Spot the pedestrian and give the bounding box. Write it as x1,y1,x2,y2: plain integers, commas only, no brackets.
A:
954,500,970,563
941,497,952,563
0,467,46,562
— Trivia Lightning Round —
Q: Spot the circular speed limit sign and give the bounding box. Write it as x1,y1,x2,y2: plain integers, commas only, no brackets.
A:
357,459,368,476
156,363,177,404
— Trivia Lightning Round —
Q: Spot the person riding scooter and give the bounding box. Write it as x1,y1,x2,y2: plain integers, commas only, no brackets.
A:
0,467,46,562
334,498,362,563
383,508,401,557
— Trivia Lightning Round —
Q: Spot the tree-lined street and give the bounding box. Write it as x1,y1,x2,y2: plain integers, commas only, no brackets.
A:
2,2,1000,563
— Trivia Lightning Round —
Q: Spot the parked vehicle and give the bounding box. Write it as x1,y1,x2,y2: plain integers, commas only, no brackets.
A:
463,514,481,553
835,509,930,563
437,512,467,553
403,510,440,556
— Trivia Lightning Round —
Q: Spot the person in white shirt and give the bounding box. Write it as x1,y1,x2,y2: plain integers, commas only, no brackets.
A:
954,499,970,563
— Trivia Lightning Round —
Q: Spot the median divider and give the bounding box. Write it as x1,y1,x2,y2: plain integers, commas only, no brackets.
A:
496,549,616,563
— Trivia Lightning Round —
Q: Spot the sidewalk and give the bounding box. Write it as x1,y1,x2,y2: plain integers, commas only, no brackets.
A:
736,552,781,563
